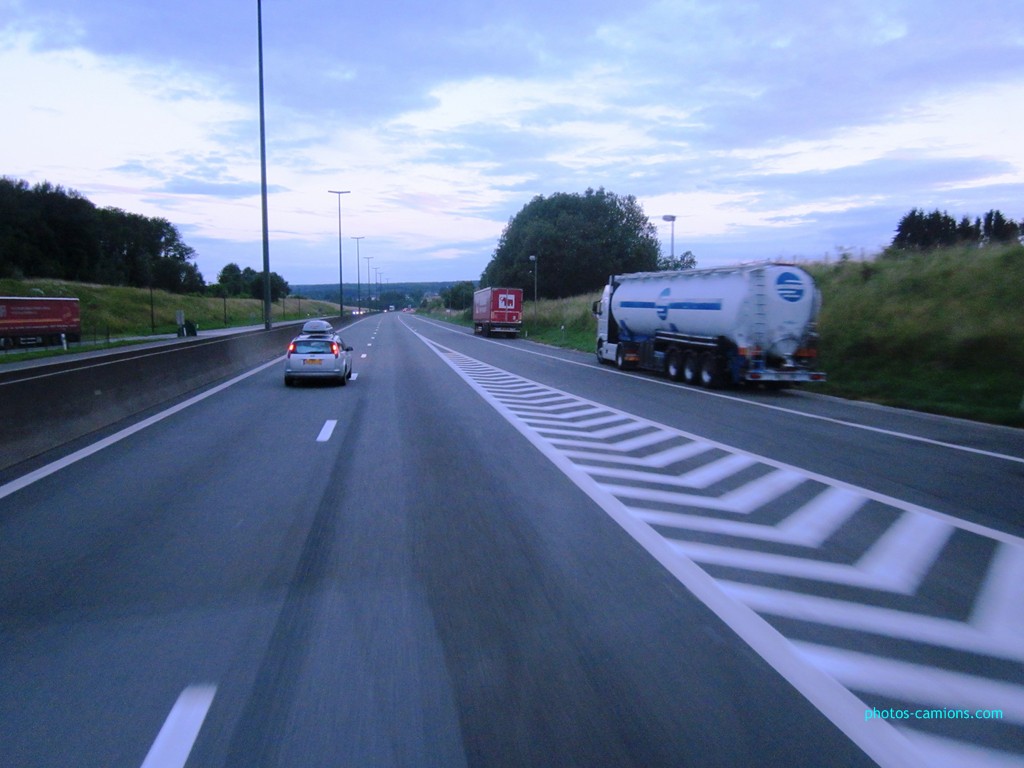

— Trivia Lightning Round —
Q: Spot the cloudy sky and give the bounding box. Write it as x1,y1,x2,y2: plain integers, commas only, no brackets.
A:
2,0,1022,286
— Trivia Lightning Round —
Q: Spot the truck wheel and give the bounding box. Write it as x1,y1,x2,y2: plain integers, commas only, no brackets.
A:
699,353,724,388
615,347,627,370
596,341,606,364
682,352,699,385
666,349,684,381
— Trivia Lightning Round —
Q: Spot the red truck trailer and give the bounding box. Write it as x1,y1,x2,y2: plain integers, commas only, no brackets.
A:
0,296,81,348
473,287,523,337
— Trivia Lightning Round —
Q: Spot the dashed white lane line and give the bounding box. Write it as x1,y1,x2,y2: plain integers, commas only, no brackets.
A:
140,684,216,768
317,420,338,442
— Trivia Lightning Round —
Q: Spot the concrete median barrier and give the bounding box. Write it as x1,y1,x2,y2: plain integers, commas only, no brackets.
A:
1,323,305,471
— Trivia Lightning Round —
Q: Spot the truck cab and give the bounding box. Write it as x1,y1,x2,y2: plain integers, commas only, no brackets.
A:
592,282,619,365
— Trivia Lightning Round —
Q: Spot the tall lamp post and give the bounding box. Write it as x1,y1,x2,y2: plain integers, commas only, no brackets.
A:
662,214,677,262
329,190,350,318
364,255,374,313
351,236,364,314
257,0,272,329
528,253,538,322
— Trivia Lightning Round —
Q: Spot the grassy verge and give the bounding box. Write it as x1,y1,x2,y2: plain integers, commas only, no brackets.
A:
421,294,599,351
807,245,1024,427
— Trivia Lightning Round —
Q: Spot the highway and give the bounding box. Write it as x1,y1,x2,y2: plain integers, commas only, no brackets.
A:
1,311,1022,767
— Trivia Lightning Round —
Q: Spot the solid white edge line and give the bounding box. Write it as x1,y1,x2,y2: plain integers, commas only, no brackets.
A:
0,357,283,501
408,326,926,768
406,315,1024,466
140,684,217,768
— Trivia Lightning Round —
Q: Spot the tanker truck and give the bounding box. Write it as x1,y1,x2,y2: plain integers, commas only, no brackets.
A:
593,264,826,387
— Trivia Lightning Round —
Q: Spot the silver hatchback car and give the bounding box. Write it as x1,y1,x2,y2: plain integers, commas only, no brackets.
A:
284,321,353,386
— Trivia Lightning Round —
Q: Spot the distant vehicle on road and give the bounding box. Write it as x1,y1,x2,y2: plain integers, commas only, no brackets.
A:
284,320,353,386
0,296,81,348
473,287,523,337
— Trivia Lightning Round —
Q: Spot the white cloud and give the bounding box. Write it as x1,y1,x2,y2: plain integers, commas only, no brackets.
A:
0,29,253,206
722,82,1024,186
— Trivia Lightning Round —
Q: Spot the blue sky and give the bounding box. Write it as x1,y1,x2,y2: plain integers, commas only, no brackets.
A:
2,0,1022,286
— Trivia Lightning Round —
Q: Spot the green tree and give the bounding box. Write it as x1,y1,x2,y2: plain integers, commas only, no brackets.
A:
480,188,659,298
440,281,475,310
245,268,290,302
982,209,1021,244
891,208,958,251
657,249,697,271
892,207,1021,252
217,263,246,296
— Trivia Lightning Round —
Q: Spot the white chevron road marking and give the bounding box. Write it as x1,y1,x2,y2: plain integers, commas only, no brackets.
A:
601,468,807,515
721,581,1024,661
411,330,1024,768
793,642,1024,725
563,439,714,468
632,485,867,548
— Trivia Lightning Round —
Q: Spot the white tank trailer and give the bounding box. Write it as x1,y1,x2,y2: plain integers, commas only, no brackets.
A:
593,263,826,387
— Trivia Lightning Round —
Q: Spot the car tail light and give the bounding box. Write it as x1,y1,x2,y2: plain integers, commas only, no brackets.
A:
287,342,296,357
331,341,340,356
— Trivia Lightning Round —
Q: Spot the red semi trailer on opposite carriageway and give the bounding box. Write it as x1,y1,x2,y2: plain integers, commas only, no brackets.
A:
0,296,81,348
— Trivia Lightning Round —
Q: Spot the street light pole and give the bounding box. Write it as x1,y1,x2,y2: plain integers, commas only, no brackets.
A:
364,256,374,312
662,214,677,262
528,254,538,322
352,236,364,314
329,190,350,319
257,0,272,329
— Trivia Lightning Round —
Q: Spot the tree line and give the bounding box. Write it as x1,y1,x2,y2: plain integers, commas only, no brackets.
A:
0,177,290,299
7,175,1018,304
1,177,205,292
890,208,1022,252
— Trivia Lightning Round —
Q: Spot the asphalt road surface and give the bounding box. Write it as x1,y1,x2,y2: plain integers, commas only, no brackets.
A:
2,312,1021,767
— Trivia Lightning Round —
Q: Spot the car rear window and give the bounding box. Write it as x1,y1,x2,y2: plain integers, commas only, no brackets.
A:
293,340,334,354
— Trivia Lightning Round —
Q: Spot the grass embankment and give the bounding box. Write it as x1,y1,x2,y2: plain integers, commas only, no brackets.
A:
435,295,599,350
0,278,340,361
430,246,1024,427
808,245,1024,427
